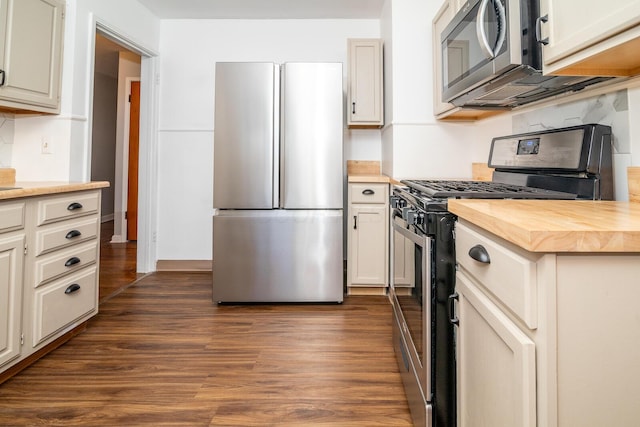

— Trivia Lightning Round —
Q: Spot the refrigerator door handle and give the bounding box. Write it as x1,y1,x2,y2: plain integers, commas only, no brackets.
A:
273,64,281,208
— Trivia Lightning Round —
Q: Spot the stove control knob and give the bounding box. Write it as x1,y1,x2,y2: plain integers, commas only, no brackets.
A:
403,208,424,226
389,196,406,209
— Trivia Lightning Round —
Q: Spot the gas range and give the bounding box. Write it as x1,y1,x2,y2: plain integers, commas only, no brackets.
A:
397,123,614,209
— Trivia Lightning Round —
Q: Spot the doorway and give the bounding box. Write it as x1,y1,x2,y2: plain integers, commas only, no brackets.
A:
91,33,142,300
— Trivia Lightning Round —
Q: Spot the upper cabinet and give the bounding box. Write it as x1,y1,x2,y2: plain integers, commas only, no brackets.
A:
347,39,384,128
0,0,65,114
540,0,640,76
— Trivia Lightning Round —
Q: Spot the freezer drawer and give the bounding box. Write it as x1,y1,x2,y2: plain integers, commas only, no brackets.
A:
212,210,343,303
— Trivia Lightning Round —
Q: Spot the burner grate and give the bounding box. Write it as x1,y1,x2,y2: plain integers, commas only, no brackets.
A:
403,179,577,200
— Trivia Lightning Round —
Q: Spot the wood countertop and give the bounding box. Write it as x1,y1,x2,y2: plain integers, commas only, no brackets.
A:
347,174,393,183
0,181,110,201
448,199,640,253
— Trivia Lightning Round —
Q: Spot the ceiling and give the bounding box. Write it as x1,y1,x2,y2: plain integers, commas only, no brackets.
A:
135,0,385,19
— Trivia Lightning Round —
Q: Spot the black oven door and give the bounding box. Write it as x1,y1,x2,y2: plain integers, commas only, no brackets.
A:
441,0,513,103
390,209,431,402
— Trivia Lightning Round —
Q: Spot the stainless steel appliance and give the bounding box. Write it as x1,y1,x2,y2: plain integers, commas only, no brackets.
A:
212,62,344,303
440,0,612,108
389,124,613,427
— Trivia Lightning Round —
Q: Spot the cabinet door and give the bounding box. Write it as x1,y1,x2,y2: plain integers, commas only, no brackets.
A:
457,273,536,427
0,233,25,368
432,0,456,116
541,0,640,75
349,205,387,285
0,0,64,112
347,39,383,127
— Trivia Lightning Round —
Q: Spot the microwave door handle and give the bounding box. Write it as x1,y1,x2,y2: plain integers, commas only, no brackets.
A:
476,0,506,58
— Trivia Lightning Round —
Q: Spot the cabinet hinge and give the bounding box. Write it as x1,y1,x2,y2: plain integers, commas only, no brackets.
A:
128,94,131,103
125,211,128,220
20,333,24,346
24,244,27,255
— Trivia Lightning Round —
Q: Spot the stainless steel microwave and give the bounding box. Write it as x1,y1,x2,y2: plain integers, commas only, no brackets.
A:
440,0,612,108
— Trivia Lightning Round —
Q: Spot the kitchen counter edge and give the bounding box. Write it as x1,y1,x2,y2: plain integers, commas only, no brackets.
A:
448,199,640,253
0,181,110,200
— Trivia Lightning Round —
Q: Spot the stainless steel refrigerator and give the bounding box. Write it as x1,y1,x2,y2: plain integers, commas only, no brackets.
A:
212,62,344,303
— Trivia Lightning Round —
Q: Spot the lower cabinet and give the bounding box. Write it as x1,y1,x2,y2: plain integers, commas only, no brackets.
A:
455,219,640,427
456,273,536,427
0,232,25,368
0,190,101,381
347,182,389,294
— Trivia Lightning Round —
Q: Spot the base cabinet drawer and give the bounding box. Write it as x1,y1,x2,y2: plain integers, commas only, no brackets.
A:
33,241,98,288
36,191,100,226
32,266,97,347
0,203,25,233
34,217,99,256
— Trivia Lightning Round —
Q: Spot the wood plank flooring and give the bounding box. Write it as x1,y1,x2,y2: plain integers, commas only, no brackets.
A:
98,220,141,302
0,272,413,426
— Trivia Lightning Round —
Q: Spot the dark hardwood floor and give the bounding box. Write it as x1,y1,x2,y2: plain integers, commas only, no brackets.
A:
0,227,412,426
99,220,142,302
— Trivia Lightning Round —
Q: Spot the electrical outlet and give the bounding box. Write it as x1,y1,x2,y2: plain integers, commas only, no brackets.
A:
41,137,52,154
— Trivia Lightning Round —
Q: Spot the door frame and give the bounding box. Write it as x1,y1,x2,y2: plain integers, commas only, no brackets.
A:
89,19,159,273
125,77,140,242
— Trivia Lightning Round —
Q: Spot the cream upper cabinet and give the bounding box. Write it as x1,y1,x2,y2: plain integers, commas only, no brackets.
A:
347,39,383,128
432,0,456,117
540,0,640,76
455,219,640,427
347,182,389,294
0,0,65,113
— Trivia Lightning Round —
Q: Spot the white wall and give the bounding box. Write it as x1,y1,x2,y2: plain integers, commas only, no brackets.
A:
11,0,160,182
156,19,381,260
379,0,512,180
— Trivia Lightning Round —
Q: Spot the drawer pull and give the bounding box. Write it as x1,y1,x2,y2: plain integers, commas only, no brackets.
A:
448,292,459,326
469,244,491,264
64,283,81,294
362,189,375,195
64,256,81,267
67,202,83,211
65,230,82,239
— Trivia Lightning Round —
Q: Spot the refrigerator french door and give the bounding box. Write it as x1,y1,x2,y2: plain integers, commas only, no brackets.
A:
212,62,344,303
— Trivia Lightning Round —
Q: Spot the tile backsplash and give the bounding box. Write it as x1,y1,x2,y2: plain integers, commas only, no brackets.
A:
0,114,14,168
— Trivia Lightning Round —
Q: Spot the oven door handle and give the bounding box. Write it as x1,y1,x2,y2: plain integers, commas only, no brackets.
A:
392,214,427,248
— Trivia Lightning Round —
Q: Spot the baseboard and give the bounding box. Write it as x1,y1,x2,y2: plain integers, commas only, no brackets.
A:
101,213,114,223
156,260,212,272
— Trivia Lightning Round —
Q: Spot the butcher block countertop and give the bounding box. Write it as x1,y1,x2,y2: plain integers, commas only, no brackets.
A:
448,199,640,253
346,160,397,184
0,181,110,200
